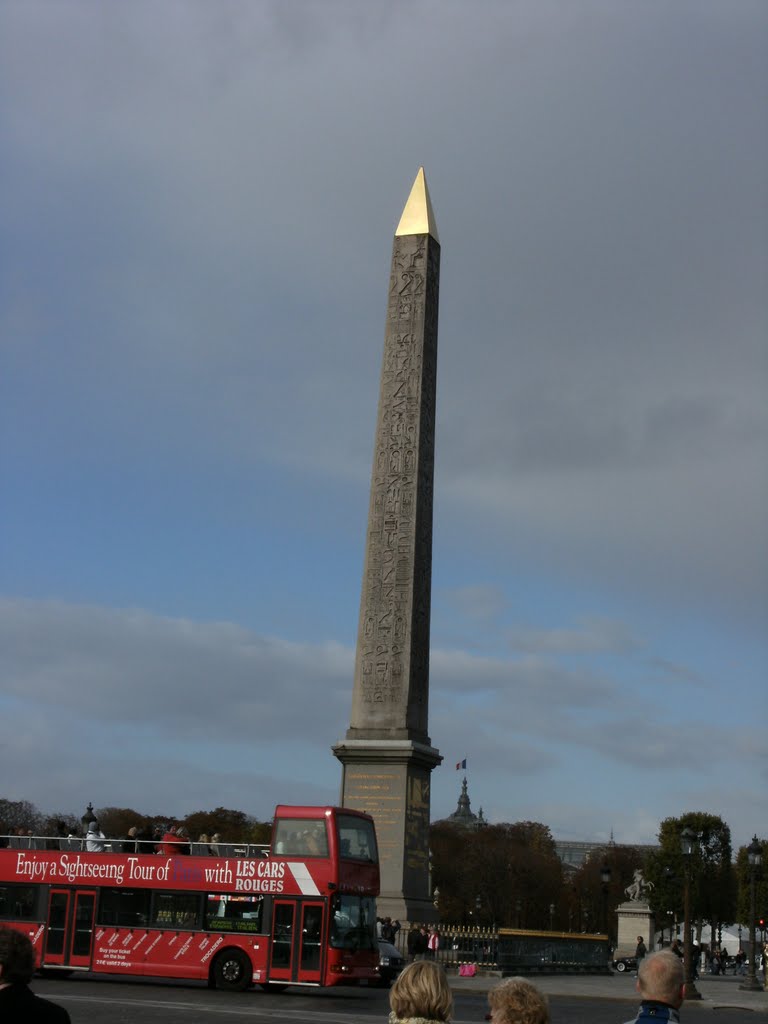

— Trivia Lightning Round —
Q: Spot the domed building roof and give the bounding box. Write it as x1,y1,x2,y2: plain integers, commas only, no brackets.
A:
436,776,485,830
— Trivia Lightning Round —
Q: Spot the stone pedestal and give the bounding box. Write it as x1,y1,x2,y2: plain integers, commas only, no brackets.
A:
615,902,655,958
333,738,441,922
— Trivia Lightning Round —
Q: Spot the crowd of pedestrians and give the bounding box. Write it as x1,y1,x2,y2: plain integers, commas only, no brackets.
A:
406,924,442,959
0,820,228,856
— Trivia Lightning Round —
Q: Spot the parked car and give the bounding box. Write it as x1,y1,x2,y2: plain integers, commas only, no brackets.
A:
613,956,638,973
377,940,406,986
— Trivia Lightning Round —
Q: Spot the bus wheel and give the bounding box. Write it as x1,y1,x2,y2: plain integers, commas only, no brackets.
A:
214,950,252,991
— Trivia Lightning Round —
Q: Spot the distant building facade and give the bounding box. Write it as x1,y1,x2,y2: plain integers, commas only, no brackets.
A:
435,780,658,866
556,839,659,873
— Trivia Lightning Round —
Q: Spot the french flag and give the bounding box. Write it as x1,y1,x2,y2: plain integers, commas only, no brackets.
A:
455,759,467,770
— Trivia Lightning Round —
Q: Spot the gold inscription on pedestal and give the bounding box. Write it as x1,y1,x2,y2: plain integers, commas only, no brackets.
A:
405,773,430,871
344,769,405,864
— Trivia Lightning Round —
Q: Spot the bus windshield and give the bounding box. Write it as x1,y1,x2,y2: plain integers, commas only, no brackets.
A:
336,814,377,862
272,818,329,857
329,894,377,951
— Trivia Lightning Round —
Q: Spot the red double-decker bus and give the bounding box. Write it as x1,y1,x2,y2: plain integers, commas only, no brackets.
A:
0,805,380,991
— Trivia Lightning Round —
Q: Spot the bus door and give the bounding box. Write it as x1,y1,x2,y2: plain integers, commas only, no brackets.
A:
269,900,324,984
44,888,97,968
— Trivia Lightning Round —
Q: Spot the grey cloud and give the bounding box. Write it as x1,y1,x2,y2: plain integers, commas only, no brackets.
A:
1,597,763,842
0,599,352,743
431,648,618,709
0,715,337,821
439,585,507,623
645,658,706,687
4,2,765,590
506,619,639,655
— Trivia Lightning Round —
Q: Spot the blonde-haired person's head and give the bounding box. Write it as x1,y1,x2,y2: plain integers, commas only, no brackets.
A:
488,978,549,1024
389,960,453,1022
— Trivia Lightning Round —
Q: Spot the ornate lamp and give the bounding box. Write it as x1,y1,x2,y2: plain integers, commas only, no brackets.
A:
680,826,701,999
740,835,763,992
600,864,612,937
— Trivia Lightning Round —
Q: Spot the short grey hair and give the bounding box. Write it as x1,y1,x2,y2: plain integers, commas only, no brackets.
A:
638,951,685,1005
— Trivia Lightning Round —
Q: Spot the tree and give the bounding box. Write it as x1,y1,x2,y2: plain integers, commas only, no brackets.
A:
40,812,81,837
645,812,736,943
430,823,477,923
430,821,563,929
569,844,650,942
94,807,158,839
0,799,42,833
182,807,265,843
248,819,272,845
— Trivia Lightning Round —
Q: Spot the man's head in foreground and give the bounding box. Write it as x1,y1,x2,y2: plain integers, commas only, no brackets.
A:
637,951,685,1008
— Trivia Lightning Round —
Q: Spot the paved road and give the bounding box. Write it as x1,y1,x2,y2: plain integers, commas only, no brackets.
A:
31,973,766,1024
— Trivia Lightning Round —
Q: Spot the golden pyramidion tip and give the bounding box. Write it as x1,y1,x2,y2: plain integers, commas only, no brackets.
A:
395,167,439,243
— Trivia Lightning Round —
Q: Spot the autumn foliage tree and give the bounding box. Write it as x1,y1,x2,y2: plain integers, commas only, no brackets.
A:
430,821,562,929
95,807,158,839
0,799,42,833
182,807,270,844
645,811,736,942
568,844,650,942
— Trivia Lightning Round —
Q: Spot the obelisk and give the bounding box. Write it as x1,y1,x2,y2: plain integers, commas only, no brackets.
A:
333,169,442,922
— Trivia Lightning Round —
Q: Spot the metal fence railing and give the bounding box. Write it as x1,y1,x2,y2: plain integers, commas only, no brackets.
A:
393,925,611,975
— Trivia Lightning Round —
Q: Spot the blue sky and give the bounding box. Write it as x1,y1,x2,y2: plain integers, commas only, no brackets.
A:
1,1,766,849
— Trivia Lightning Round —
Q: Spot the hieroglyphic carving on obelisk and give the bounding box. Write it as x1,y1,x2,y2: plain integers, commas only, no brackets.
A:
333,169,442,921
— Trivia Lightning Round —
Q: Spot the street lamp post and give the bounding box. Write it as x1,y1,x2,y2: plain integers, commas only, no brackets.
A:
601,864,612,938
740,835,763,992
662,865,676,949
680,826,702,1000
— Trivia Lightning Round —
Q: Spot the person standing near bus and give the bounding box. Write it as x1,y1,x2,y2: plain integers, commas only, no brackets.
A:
85,820,106,852
0,927,71,1021
121,826,139,853
159,825,180,854
634,935,647,976
411,926,429,960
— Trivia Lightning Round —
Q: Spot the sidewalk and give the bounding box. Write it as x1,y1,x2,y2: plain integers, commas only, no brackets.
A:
450,970,768,1013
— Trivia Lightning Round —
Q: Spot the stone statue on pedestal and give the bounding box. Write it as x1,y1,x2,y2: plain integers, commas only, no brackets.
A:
615,868,655,957
625,869,654,903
